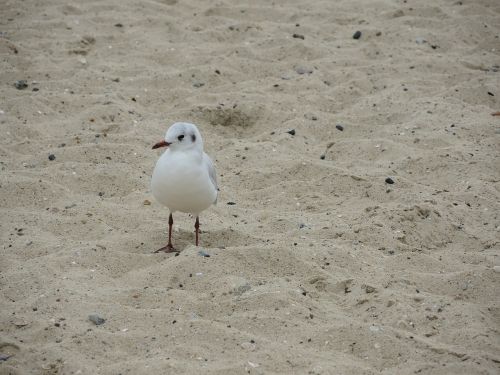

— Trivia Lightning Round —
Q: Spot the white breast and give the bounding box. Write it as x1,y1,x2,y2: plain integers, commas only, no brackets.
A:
151,149,217,215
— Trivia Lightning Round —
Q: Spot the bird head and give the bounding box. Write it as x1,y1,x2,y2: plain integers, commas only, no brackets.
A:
152,122,203,152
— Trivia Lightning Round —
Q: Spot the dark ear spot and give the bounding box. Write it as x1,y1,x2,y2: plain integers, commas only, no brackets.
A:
191,134,196,142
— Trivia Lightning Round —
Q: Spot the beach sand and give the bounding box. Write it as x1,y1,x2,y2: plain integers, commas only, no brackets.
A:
1,0,499,373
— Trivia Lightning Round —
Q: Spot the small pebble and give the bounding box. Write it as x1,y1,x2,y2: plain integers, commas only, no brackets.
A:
304,113,318,121
13,319,28,327
487,91,494,96
48,154,56,161
364,285,376,293
14,80,28,90
88,314,105,326
193,82,205,88
385,177,395,184
335,124,344,131
293,33,305,40
320,154,326,160
227,201,236,205
295,66,313,75
114,23,123,27
287,129,296,136
353,31,362,39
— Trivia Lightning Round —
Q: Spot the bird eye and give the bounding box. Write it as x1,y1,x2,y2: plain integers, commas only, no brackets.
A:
178,134,184,141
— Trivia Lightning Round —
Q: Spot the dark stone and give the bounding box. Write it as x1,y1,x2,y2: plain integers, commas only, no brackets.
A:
295,66,313,75
385,177,395,184
488,91,494,96
320,154,325,160
353,31,362,39
287,129,296,136
198,250,210,257
335,124,344,131
227,201,236,205
114,23,123,27
88,314,105,325
48,154,56,161
14,80,28,90
293,33,305,40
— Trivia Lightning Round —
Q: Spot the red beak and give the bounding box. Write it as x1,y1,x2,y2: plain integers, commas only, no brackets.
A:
152,140,170,149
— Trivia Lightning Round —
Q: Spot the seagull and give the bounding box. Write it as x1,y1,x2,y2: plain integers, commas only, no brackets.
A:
151,122,218,253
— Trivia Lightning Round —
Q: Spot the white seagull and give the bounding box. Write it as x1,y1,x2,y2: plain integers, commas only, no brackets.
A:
151,122,218,252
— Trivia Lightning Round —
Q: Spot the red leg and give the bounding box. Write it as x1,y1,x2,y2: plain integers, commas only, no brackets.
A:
195,216,200,246
155,213,177,253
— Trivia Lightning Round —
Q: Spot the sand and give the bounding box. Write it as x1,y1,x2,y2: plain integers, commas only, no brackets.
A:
1,0,499,374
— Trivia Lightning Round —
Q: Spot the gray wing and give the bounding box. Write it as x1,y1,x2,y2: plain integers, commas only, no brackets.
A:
203,152,218,204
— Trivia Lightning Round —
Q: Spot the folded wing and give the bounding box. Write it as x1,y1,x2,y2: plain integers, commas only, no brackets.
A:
203,152,218,204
